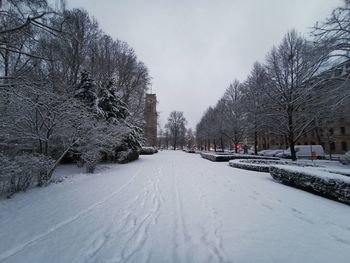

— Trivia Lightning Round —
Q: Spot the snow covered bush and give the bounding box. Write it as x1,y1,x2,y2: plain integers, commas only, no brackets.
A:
340,151,350,165
139,147,158,155
0,154,54,197
269,165,350,204
116,149,139,164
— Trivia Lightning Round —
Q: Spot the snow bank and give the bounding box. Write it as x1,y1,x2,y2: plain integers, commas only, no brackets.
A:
200,152,279,162
270,165,350,204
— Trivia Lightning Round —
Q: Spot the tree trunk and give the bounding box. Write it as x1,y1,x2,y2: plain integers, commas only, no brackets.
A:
288,112,297,161
38,140,43,154
42,145,72,186
289,140,297,161
220,136,224,151
44,141,48,156
254,131,258,155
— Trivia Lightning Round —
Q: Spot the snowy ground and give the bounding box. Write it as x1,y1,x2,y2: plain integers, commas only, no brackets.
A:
0,151,350,263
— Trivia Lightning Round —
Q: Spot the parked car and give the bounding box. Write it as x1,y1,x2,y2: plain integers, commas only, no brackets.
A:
257,150,267,156
340,151,350,165
276,145,325,159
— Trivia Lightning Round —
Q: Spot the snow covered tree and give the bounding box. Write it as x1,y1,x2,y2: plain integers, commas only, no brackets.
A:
0,1,150,192
98,79,129,121
74,70,98,110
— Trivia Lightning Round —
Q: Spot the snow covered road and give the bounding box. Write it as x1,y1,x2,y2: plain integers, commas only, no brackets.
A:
1,151,350,263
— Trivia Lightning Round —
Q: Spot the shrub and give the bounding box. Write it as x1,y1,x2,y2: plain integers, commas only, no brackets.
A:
229,159,317,172
116,149,139,164
0,154,54,197
269,165,350,205
139,147,158,155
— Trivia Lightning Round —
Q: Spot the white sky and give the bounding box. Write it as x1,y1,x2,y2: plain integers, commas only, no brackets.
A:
66,0,342,129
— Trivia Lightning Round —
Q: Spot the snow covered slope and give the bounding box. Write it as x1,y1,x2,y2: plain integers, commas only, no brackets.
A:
0,151,349,263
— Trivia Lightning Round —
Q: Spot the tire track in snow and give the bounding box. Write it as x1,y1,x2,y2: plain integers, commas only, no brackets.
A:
83,165,164,263
78,187,152,263
194,171,227,263
119,170,163,262
172,163,192,263
0,168,141,263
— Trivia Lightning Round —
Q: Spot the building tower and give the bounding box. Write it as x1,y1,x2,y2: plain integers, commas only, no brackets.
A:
144,94,157,146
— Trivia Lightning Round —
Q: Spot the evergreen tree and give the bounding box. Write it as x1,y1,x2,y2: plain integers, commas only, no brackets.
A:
74,70,98,109
98,79,129,122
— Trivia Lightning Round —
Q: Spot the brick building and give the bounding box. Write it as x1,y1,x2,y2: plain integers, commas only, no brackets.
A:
144,94,157,146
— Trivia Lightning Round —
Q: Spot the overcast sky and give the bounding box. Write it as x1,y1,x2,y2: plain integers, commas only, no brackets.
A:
67,0,341,129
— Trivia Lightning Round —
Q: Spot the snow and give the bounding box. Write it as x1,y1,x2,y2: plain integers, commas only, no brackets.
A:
1,151,350,263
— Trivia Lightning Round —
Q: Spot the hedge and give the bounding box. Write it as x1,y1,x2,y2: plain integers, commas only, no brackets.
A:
229,159,317,173
269,165,350,205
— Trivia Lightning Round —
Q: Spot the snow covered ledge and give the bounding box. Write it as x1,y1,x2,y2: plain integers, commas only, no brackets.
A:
269,165,350,205
200,152,279,162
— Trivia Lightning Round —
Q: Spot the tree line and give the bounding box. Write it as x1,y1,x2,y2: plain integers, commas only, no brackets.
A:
196,0,350,160
157,111,195,150
0,0,151,195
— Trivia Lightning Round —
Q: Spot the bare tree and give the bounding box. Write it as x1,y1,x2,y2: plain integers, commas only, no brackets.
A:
221,80,246,153
264,30,325,160
241,62,269,154
185,128,195,149
312,0,350,106
165,111,187,150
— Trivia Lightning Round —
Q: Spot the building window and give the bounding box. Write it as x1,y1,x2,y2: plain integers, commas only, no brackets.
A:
330,142,336,151
341,127,346,135
342,141,348,151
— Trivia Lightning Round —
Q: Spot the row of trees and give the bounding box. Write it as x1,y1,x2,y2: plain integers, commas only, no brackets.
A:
0,0,151,194
196,0,350,160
